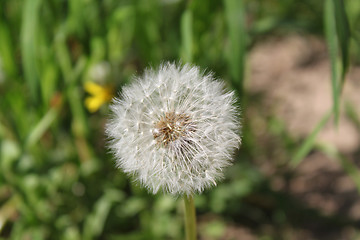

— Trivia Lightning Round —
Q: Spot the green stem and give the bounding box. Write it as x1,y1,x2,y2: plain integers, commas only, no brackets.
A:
184,195,197,240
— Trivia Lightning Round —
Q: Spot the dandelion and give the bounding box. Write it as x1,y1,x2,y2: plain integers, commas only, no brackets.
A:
84,62,114,113
106,62,241,195
84,81,114,113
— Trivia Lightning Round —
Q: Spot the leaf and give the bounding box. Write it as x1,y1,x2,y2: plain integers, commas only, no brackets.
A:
21,0,42,102
224,0,246,95
25,107,58,149
333,0,350,85
180,9,193,63
324,0,340,124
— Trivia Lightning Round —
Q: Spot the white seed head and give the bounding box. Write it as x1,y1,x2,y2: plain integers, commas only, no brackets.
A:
106,62,241,195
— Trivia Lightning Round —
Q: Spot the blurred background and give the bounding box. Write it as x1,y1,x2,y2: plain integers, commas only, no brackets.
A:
1,0,360,239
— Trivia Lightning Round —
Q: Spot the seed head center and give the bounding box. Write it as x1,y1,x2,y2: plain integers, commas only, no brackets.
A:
153,112,195,147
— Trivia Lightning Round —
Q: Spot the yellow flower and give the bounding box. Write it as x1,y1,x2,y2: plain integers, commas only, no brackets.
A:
84,82,114,113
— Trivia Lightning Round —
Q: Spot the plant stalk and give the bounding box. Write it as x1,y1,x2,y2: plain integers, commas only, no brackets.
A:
184,195,197,240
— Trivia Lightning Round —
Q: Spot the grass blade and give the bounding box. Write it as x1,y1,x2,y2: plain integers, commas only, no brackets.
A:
25,105,60,149
180,9,193,63
333,0,350,86
21,0,42,102
345,102,360,131
0,22,16,77
55,30,73,84
324,0,340,125
224,0,246,95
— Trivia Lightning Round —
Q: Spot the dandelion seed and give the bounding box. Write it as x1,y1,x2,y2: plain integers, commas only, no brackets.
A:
106,62,241,195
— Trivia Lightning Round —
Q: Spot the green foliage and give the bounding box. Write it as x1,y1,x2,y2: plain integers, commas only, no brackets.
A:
0,0,359,239
324,0,350,125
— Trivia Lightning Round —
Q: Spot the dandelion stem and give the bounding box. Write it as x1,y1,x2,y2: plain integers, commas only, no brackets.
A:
184,195,197,240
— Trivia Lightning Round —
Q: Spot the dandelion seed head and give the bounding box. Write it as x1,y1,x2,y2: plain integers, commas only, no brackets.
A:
106,62,241,195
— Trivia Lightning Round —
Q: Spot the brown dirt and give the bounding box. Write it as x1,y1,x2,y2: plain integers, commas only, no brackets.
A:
248,35,360,153
219,34,360,240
